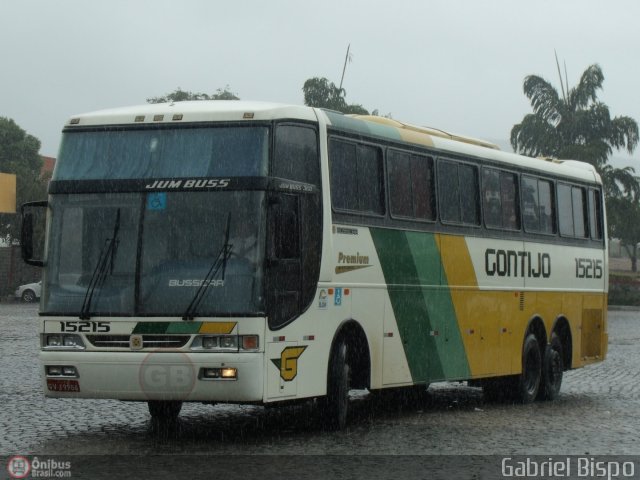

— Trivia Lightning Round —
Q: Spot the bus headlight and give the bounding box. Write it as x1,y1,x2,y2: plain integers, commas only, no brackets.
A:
191,335,259,352
219,336,237,349
42,334,86,350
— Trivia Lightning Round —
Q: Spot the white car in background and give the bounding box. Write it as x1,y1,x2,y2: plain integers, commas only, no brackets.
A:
15,281,41,303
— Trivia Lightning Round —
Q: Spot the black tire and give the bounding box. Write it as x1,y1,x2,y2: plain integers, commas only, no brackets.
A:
323,339,351,430
538,332,564,401
516,333,542,403
22,289,36,303
148,400,182,421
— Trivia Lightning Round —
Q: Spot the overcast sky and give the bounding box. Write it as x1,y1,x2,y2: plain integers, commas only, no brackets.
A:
2,0,639,167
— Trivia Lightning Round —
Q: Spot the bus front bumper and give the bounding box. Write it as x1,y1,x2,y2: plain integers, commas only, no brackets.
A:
40,351,264,402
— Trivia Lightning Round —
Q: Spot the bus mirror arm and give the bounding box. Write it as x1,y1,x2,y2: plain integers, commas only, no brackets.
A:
21,201,48,267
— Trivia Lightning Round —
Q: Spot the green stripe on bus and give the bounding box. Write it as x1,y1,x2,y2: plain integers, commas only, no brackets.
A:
166,322,202,334
406,232,470,379
371,229,470,382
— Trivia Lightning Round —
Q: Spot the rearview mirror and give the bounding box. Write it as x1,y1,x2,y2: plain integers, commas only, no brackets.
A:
21,201,48,267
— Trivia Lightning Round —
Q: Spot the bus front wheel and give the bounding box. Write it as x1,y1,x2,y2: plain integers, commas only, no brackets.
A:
322,339,351,430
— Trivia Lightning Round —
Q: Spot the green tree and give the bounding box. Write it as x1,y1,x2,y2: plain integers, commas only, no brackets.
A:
511,64,639,197
147,86,239,104
607,195,640,272
0,117,47,243
302,77,369,115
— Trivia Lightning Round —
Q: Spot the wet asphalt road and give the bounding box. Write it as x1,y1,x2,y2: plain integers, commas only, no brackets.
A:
1,303,638,466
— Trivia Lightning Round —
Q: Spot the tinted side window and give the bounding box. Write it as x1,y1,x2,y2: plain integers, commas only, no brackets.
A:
460,164,480,225
329,139,357,211
388,150,436,221
438,160,460,223
329,138,384,215
538,179,555,234
572,186,587,238
438,160,479,225
273,125,319,186
558,183,588,238
522,176,555,234
388,150,412,217
589,188,603,240
558,184,574,236
483,168,520,230
411,155,436,220
357,144,384,214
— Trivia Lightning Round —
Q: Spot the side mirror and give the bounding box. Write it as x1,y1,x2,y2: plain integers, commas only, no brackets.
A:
21,201,48,267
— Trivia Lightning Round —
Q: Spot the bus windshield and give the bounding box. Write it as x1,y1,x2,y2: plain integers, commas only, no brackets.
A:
43,191,265,316
54,126,269,180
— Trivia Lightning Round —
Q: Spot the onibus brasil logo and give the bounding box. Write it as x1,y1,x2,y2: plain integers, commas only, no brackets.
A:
7,456,30,479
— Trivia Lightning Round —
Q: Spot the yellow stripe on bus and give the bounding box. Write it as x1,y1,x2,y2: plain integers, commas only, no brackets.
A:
198,322,237,334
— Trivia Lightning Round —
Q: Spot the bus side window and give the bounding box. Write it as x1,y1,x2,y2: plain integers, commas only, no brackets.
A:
388,150,435,221
272,194,300,260
438,160,460,223
438,160,480,225
459,164,480,225
558,183,588,238
387,149,413,217
329,139,358,211
482,168,520,230
273,125,320,186
329,138,384,215
588,188,603,240
523,176,556,234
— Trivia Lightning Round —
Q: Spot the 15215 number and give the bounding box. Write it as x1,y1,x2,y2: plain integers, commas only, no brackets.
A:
59,321,110,333
575,258,603,279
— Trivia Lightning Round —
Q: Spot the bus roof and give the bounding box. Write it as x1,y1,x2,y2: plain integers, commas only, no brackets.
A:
65,100,318,126
65,100,600,185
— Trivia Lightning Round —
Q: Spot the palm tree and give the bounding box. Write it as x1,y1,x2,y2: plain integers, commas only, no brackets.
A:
511,63,639,198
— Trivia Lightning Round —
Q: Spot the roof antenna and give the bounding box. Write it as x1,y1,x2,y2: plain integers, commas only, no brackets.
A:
339,44,352,92
554,49,567,103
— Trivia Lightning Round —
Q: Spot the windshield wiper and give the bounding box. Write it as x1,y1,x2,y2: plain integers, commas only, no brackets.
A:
79,209,121,320
182,213,233,321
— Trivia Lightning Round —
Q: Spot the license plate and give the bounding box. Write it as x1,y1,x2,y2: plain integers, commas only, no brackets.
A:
47,379,80,392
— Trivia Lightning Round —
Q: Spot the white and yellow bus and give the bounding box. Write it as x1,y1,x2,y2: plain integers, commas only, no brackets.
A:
23,101,607,429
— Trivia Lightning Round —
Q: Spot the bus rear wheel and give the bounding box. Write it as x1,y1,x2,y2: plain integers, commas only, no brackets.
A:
148,400,182,421
516,333,542,403
538,332,564,401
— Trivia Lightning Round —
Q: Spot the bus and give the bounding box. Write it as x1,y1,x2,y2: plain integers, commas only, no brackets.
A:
22,101,608,429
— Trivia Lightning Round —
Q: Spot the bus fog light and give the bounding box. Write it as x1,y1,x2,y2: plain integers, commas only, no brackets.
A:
62,366,77,377
202,368,221,379
200,367,237,380
221,367,237,379
47,366,62,376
